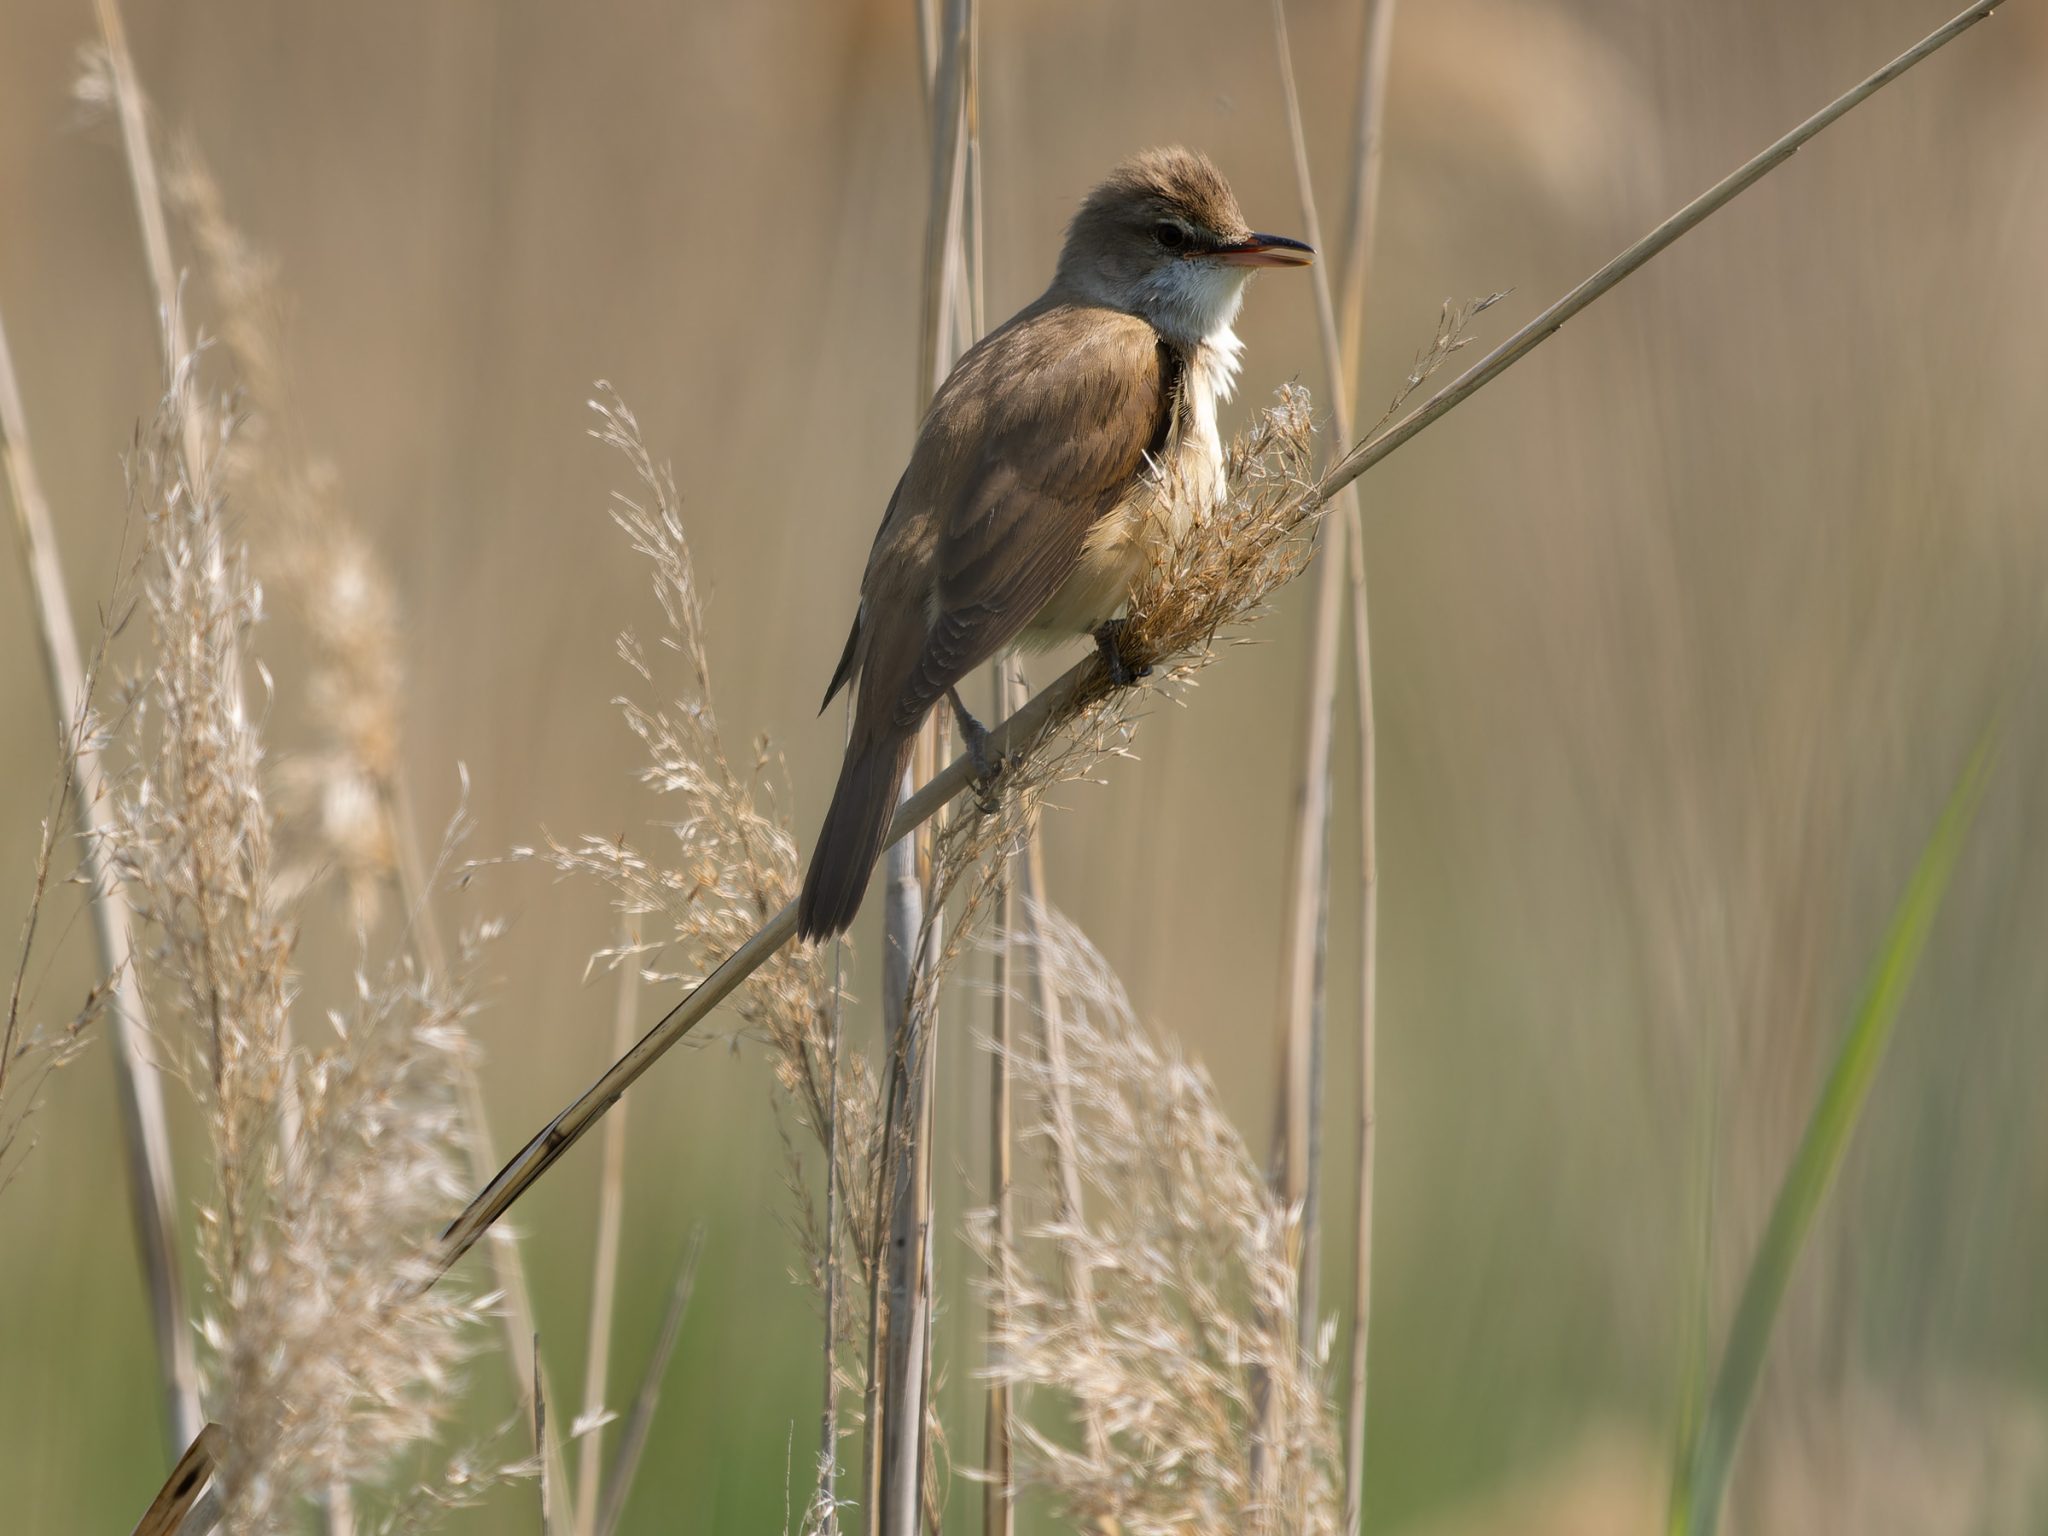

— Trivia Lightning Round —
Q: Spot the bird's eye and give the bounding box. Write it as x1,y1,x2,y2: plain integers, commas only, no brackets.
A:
1153,221,1188,251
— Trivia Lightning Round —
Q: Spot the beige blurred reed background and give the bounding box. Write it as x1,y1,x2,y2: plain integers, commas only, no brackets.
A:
5,0,2048,1530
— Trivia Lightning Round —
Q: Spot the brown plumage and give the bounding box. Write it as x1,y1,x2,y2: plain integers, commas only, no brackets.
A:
797,148,1311,940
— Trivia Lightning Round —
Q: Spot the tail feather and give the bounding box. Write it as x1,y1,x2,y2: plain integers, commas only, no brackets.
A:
797,734,915,941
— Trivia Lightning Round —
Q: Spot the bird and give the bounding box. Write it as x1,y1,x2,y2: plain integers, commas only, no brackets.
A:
796,147,1312,941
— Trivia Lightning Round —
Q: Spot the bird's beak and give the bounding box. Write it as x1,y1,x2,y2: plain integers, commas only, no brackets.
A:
1209,232,1315,268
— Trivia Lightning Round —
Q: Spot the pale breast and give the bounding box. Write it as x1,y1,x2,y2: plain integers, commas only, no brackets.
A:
1023,328,1241,643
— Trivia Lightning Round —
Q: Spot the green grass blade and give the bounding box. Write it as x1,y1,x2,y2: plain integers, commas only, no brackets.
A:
1670,735,1995,1536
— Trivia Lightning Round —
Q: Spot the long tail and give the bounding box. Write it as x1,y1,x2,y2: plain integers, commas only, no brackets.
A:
797,733,916,941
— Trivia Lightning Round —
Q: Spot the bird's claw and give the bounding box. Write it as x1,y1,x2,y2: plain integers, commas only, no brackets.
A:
951,693,1009,815
1093,619,1151,688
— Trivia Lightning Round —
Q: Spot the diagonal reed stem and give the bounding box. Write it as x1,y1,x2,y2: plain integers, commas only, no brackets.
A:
431,0,2013,1289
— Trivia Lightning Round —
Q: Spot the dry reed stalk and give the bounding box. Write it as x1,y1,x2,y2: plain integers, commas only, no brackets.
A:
1263,12,1349,1513
975,903,1342,1534
1335,2,1399,389
860,1233,888,1536
812,679,863,1536
0,301,203,1452
875,4,977,1529
1268,1,1398,1526
878,931,937,1536
870,757,927,1536
1339,521,1381,1536
981,664,1020,1536
395,2,2017,1443
1265,0,1390,1335
89,0,204,491
572,925,641,1536
959,19,1016,1532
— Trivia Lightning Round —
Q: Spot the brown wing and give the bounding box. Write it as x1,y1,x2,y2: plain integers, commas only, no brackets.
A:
876,304,1172,733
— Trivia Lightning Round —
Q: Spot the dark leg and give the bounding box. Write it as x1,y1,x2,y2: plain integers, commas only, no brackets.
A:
947,686,1003,812
1092,618,1151,688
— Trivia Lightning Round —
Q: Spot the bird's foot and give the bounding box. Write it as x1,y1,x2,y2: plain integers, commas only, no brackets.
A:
948,687,1008,814
1093,619,1151,688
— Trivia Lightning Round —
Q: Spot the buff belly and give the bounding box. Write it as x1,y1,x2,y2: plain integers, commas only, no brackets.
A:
1020,488,1190,643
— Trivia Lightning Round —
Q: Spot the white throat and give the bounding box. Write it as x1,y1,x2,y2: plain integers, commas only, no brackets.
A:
1137,260,1254,355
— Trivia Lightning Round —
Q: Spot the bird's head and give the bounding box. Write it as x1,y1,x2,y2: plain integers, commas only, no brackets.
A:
1054,147,1313,347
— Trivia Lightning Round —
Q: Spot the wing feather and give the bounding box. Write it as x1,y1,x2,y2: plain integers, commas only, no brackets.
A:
879,307,1171,729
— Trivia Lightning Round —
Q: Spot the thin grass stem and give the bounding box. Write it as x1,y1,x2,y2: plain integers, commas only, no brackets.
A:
1267,0,1362,1356
1327,5,1398,1530
92,0,205,490
982,663,1018,1536
818,786,850,1531
573,926,642,1536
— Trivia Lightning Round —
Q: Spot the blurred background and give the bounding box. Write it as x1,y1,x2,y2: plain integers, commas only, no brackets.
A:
4,0,2047,1530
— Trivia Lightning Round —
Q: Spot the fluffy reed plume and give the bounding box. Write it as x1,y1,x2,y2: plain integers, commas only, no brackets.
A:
974,903,1342,1535
106,358,496,1532
500,389,887,1424
165,146,401,920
